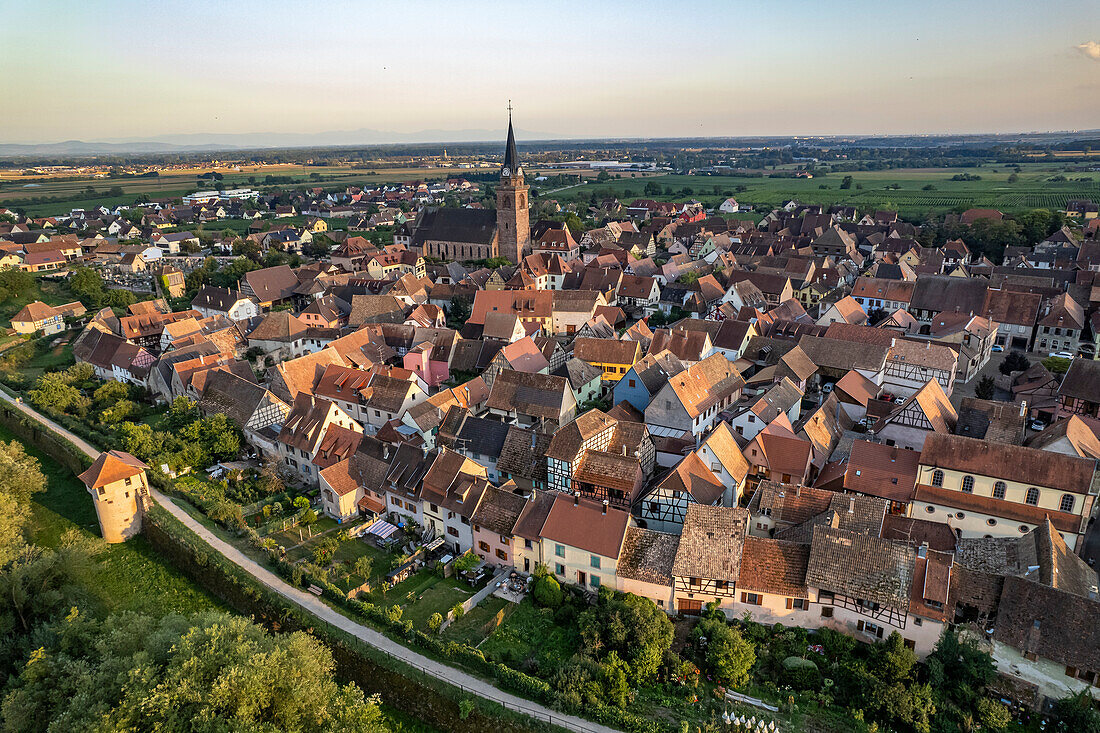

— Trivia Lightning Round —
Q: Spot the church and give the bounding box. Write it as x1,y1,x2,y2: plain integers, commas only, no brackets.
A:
406,113,531,264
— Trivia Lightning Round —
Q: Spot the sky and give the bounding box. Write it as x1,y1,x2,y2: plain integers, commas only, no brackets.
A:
2,0,1100,144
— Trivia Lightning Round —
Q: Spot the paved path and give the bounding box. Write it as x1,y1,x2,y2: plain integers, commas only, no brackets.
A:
0,389,614,733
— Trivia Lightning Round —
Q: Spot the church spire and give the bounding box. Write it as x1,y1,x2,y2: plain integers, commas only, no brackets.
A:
502,101,519,175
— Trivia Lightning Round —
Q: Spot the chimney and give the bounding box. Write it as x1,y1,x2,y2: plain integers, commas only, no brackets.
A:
573,493,579,507
890,337,896,347
848,496,855,514
602,499,609,515
1090,585,1098,601
1020,400,1027,418
917,542,927,559
383,444,390,460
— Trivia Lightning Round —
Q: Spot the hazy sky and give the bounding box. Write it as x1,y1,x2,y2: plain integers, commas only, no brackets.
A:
3,0,1099,143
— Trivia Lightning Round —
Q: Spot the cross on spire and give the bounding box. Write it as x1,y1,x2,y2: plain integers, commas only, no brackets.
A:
507,99,513,117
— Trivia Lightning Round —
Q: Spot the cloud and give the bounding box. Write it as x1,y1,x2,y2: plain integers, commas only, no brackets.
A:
1078,41,1100,60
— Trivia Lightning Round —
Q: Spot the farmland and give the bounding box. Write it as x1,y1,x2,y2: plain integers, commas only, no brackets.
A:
2,158,1097,220
539,163,1100,218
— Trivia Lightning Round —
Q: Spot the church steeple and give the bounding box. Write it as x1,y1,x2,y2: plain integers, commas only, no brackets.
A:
497,101,529,265
502,101,519,176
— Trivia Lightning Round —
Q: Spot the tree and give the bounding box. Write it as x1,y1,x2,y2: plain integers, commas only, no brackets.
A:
93,380,130,406
532,574,563,608
428,612,444,633
257,459,286,496
975,375,996,400
0,611,390,733
1000,351,1030,375
68,266,108,308
453,550,479,573
692,616,755,687
0,440,47,566
446,296,471,328
27,372,89,416
1053,689,1100,733
353,555,374,582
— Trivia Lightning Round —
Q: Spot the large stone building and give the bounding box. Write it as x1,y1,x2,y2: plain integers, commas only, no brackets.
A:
410,112,530,264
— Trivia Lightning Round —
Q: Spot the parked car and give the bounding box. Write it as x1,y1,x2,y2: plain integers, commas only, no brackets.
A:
879,392,894,402
991,345,1004,353
1048,351,1074,360
1028,419,1046,432
821,382,834,394
894,396,906,405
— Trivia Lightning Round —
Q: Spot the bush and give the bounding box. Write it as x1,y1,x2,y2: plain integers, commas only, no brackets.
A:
781,656,821,689
532,575,563,608
428,612,443,633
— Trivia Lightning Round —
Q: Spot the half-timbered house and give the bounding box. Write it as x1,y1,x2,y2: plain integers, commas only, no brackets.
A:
636,452,726,532
670,504,750,615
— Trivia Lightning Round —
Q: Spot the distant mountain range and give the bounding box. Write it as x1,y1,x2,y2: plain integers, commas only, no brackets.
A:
0,127,571,156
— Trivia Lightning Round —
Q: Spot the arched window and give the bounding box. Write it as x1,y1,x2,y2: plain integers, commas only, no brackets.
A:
993,481,1007,499
1025,488,1040,506
961,475,975,493
931,470,944,487
1060,494,1075,513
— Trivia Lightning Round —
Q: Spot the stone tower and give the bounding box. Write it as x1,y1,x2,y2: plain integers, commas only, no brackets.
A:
496,109,530,264
79,450,151,543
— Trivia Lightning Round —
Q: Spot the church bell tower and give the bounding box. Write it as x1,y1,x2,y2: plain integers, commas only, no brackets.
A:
497,104,530,264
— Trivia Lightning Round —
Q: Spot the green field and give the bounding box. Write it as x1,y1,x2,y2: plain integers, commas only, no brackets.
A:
542,163,1100,217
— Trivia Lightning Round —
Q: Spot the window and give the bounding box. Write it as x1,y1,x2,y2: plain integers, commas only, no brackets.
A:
820,607,834,618
629,379,636,388
478,541,490,552
741,592,762,605
818,591,834,603
391,496,400,506
961,475,974,493
858,620,884,638
590,575,600,589
555,563,565,575
715,580,729,592
931,470,944,487
689,577,700,587
496,549,508,561
524,539,533,549
555,544,565,558
124,477,132,486
1060,494,1075,513
446,526,459,537
1025,488,1040,506
786,598,807,610
590,555,601,569
993,481,1007,499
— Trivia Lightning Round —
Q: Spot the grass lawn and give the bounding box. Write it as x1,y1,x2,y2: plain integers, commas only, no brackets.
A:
0,277,78,325
369,569,474,629
478,598,580,672
441,595,511,647
6,423,221,616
